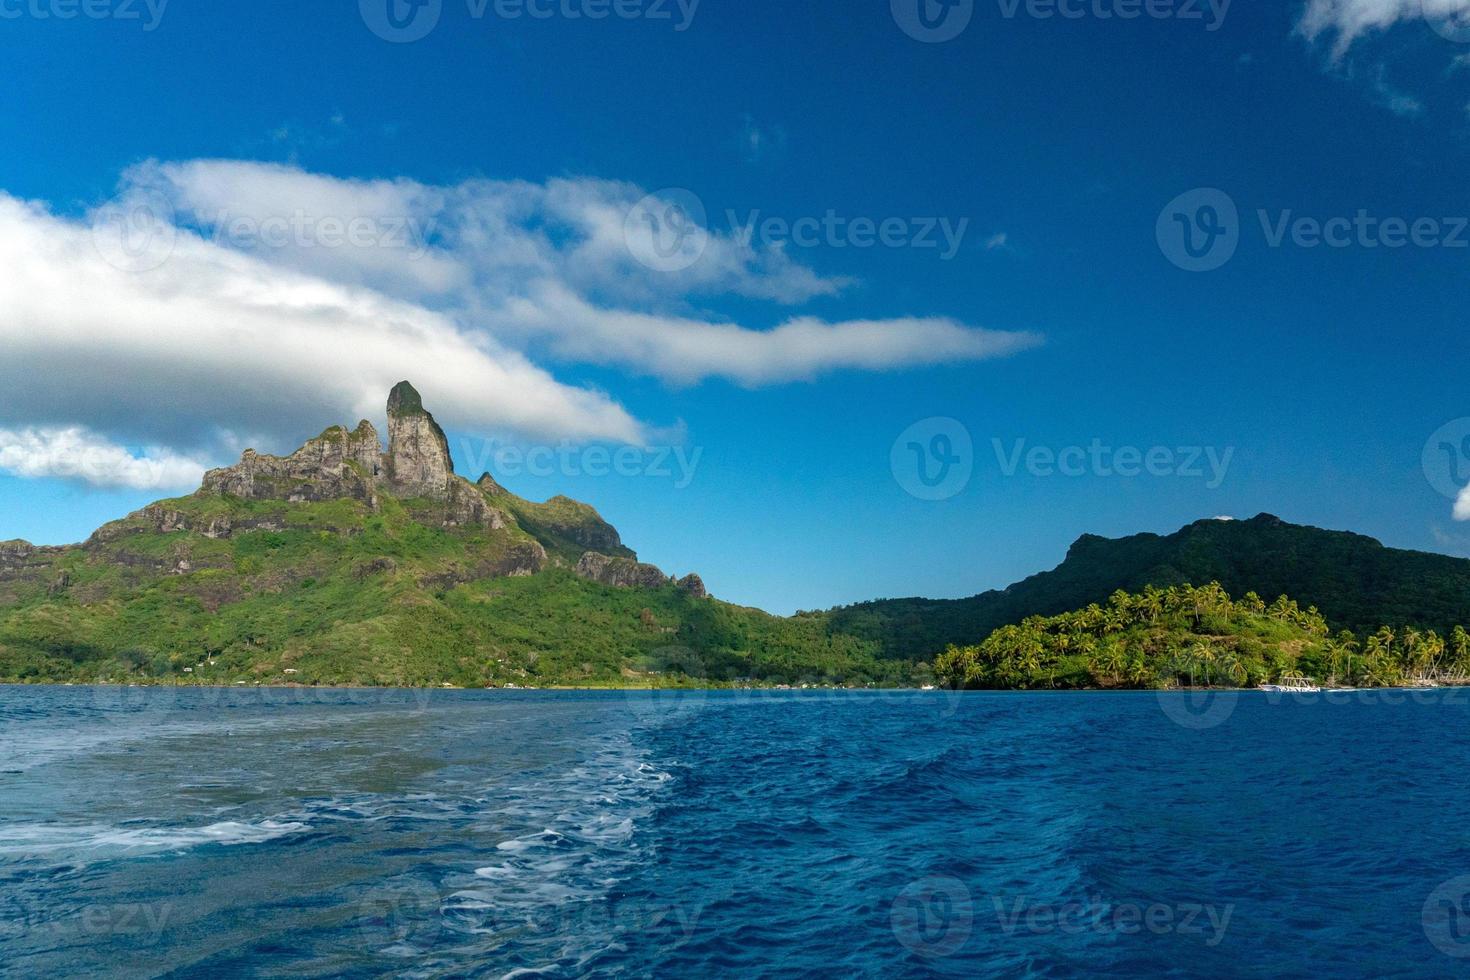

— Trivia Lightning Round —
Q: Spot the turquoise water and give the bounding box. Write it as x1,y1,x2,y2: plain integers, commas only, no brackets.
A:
2,685,1470,977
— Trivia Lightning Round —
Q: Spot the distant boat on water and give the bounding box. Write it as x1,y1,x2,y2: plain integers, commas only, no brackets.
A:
1259,673,1321,694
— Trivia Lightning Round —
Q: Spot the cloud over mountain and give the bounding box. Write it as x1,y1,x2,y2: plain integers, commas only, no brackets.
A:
0,160,1038,486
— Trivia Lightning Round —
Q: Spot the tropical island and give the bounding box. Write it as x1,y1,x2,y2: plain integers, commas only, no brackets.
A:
1,382,1468,691
934,582,1470,691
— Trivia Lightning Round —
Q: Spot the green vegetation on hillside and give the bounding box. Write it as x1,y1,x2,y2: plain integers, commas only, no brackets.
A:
934,582,1470,691
0,491,913,688
5,389,1469,697
828,514,1470,661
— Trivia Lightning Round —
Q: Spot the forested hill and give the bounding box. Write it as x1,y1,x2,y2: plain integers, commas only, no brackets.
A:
0,383,908,688
825,514,1470,660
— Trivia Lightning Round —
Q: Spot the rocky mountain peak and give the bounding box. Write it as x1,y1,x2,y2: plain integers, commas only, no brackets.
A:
387,380,428,417
385,381,453,499
201,383,460,505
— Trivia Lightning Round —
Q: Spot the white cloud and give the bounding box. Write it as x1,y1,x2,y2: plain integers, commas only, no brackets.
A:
1456,484,1470,520
0,159,1038,486
1298,0,1470,58
0,191,647,456
490,281,1041,386
0,427,207,491
137,160,1037,382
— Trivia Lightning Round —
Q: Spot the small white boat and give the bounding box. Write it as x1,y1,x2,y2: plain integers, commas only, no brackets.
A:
1259,673,1321,694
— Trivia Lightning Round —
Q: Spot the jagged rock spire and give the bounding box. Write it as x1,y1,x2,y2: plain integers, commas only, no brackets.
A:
387,380,428,417
385,381,454,499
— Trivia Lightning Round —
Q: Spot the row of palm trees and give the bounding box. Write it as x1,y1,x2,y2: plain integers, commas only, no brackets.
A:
933,582,1470,690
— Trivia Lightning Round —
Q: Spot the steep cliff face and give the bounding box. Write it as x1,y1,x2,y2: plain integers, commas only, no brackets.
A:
493,487,634,563
195,381,502,531
0,380,759,686
201,421,383,505
385,380,454,500
1,381,717,661
574,552,707,597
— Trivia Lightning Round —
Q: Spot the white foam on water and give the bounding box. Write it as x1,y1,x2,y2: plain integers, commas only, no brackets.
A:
0,705,410,773
0,818,309,860
445,729,674,963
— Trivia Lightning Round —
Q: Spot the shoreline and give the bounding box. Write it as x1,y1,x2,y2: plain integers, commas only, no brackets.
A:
4,681,1466,695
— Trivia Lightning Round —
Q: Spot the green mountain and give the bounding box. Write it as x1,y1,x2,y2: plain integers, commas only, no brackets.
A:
825,514,1470,660
0,383,907,688
4,385,1468,690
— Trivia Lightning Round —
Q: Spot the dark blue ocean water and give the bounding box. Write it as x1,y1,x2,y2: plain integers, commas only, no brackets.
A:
2,685,1470,978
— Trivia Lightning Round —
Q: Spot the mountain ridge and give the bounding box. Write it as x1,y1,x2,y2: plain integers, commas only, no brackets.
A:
824,512,1470,659
3,386,1470,686
0,383,896,687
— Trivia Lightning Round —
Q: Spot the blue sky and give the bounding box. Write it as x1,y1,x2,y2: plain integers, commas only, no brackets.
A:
3,0,1470,614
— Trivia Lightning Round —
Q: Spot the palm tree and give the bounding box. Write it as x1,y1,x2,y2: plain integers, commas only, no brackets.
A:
1218,652,1247,687
1421,630,1446,680
1140,586,1165,624
1190,642,1216,686
1451,626,1470,680
1125,657,1154,687
1330,631,1359,685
